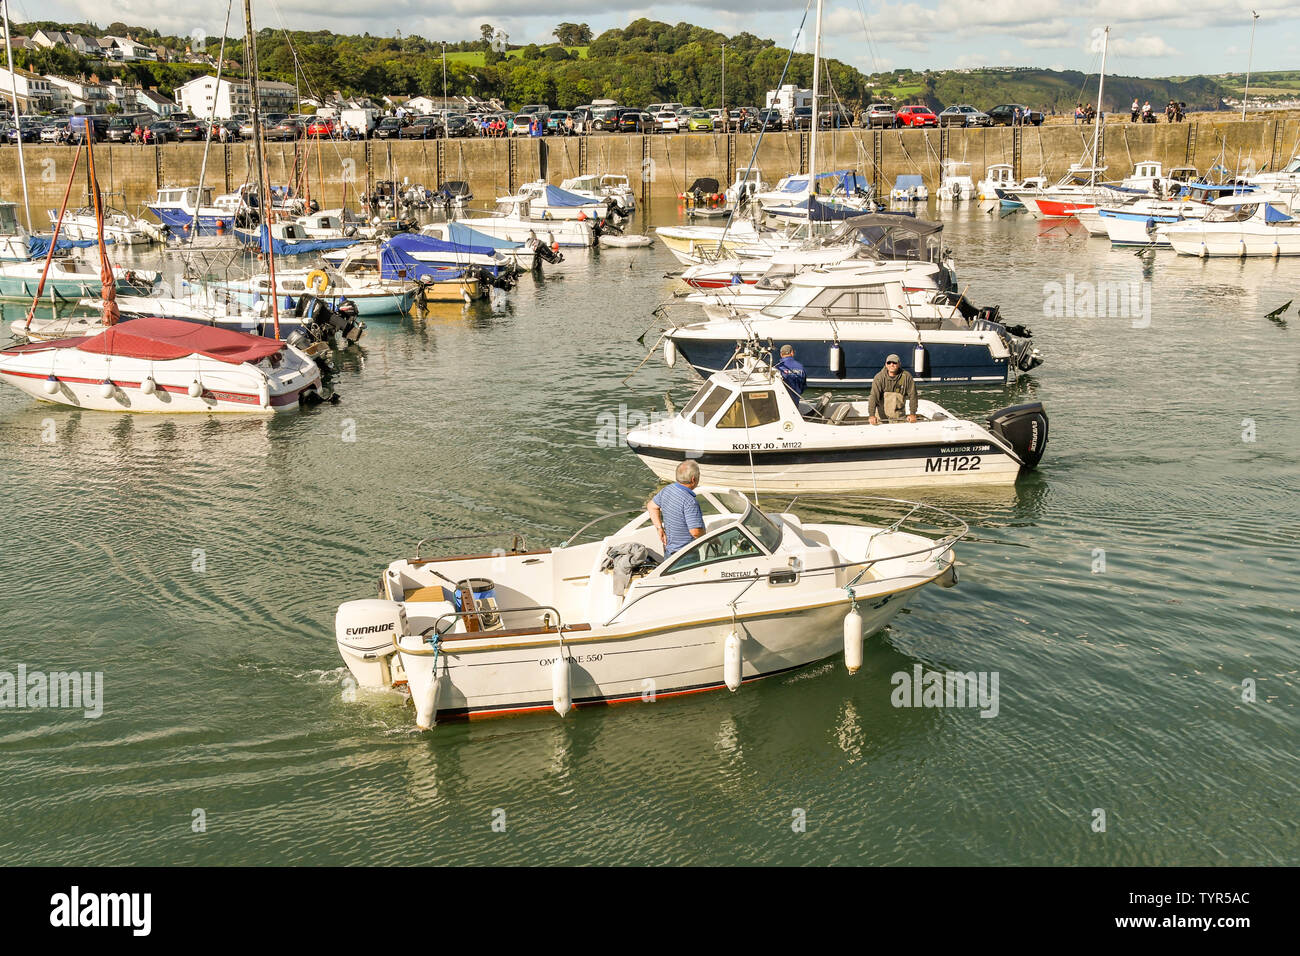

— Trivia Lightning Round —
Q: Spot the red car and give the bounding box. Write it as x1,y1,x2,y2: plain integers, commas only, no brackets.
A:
306,118,334,137
895,105,938,128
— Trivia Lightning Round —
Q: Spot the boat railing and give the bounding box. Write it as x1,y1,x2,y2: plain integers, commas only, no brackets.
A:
558,509,646,548
414,531,529,561
399,604,571,653
601,497,968,627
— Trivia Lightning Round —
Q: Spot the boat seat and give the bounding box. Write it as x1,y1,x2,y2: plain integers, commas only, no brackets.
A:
403,585,453,603
828,403,853,424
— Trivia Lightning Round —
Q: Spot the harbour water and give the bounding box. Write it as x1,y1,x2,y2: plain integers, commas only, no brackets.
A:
1,201,1296,865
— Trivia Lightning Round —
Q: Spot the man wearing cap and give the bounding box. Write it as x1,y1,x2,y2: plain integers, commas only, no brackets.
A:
868,354,918,425
774,344,806,399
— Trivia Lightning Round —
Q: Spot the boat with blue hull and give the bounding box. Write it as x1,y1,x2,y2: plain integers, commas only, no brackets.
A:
146,186,238,237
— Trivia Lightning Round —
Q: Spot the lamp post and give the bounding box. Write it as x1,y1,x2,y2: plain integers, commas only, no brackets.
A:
1241,10,1259,122
440,41,448,139
721,42,726,115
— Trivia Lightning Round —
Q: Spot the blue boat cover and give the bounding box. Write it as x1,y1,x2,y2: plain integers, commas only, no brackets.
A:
542,184,594,208
816,169,870,196
446,221,523,250
778,176,810,193
26,235,108,258
893,175,924,190
236,226,357,256
380,234,487,281
384,231,498,261
1264,203,1293,223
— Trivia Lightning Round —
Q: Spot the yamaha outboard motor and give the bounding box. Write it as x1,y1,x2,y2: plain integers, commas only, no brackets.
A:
987,402,1049,469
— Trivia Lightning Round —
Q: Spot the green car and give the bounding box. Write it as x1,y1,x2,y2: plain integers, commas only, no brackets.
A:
687,111,714,132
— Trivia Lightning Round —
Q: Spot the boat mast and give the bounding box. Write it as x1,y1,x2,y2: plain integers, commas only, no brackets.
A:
1089,26,1109,189
2,0,31,231
242,0,280,340
807,0,824,199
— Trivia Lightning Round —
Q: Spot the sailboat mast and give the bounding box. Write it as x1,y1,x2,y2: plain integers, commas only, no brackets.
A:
1089,26,1109,189
807,0,824,191
243,0,280,339
2,0,32,230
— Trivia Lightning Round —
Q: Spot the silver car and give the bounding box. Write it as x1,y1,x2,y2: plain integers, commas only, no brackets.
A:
939,105,991,128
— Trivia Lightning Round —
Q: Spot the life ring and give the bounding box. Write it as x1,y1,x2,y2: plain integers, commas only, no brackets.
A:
306,270,332,294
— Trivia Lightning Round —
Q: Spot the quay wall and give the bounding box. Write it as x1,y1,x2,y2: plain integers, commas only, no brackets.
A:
2,114,1296,220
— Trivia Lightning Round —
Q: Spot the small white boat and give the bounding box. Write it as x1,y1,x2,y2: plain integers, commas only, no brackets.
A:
725,167,769,204
507,181,612,221
1,199,33,261
46,206,162,245
460,198,596,248
202,254,416,315
598,233,653,248
559,174,635,214
1166,192,1300,257
935,161,976,202
889,175,928,202
0,316,323,413
977,164,1014,201
627,356,1047,492
0,257,158,300
335,488,965,729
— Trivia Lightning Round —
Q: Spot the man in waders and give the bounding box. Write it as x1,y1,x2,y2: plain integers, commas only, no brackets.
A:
868,354,918,424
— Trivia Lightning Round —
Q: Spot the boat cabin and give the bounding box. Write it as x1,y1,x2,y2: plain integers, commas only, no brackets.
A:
984,164,1014,185
1202,193,1295,224
154,186,214,209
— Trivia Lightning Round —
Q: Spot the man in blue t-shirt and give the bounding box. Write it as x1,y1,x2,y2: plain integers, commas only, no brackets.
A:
774,344,806,398
648,461,705,556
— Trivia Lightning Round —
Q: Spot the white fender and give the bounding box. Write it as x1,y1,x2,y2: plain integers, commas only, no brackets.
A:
552,655,572,717
829,341,844,375
664,338,678,368
188,380,203,398
98,380,115,399
843,607,864,674
140,375,157,395
724,631,742,691
42,375,59,395
413,672,441,730
257,379,271,409
913,342,927,376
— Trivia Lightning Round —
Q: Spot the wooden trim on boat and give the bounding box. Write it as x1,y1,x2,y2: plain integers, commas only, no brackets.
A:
409,548,552,566
438,622,592,643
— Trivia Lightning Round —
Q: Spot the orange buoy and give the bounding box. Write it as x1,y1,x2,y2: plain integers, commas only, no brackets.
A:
551,241,560,253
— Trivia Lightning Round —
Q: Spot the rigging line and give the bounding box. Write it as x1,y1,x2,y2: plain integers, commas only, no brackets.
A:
716,0,813,255
190,0,235,251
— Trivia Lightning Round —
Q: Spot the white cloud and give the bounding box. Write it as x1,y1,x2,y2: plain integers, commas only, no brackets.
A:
1107,35,1180,57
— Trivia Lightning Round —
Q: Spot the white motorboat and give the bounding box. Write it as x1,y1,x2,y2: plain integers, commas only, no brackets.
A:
334,489,965,729
559,174,636,214
0,316,323,413
45,206,162,245
627,356,1047,492
725,167,769,204
663,266,1041,388
935,161,976,202
889,175,928,202
460,198,596,248
977,165,1013,201
416,221,542,269
656,217,835,266
1165,192,1300,257
202,253,417,315
506,181,612,221
1099,181,1252,247
0,257,158,301
598,233,653,248
1008,164,1110,219
1247,154,1300,192
1,199,33,261
146,185,241,237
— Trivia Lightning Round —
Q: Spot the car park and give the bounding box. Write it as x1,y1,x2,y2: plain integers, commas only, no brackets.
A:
895,105,938,128
938,105,991,127
986,103,1044,127
865,103,896,128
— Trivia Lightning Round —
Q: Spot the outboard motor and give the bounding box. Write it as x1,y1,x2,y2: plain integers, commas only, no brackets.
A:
336,599,408,688
986,402,1049,470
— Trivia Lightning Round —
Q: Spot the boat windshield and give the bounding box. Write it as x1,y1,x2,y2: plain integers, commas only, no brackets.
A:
713,491,783,552
1282,158,1300,174
1204,203,1257,223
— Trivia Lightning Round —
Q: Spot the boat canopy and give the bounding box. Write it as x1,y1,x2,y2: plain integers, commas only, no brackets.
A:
238,225,355,256
75,317,283,364
445,221,523,250
687,177,721,194
815,169,870,196
542,184,593,207
893,174,924,190
824,213,944,262
438,181,472,200
379,233,497,279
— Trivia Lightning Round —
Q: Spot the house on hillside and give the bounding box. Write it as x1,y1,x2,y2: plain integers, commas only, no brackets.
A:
44,75,115,114
0,67,55,111
100,36,157,62
31,30,100,56
175,75,295,119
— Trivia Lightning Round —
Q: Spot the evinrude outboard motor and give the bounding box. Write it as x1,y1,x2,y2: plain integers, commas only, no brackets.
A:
336,599,409,689
987,402,1049,469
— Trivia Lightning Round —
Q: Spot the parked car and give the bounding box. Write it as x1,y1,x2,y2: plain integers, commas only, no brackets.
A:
570,107,592,129
306,118,336,137
938,105,991,127
756,108,784,131
591,107,623,132
619,110,653,133
546,110,571,134
818,106,853,129
653,109,680,133
895,105,938,128
864,103,896,128
400,117,441,139
5,117,42,143
686,110,714,132
986,103,1045,127
174,119,210,142
373,116,404,139
148,121,178,143
789,106,814,130
40,120,68,143
268,118,303,140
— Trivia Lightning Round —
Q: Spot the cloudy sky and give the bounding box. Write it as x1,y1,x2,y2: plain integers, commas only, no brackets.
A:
12,0,1298,78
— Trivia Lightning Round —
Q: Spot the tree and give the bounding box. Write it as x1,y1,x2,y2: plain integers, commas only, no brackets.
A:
553,23,583,46
577,24,593,45
480,24,495,48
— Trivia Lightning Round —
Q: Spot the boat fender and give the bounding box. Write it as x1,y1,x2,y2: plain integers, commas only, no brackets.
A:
188,380,203,398
413,672,441,730
257,380,270,409
43,375,59,395
140,375,157,395
724,631,742,691
552,655,572,717
664,338,678,368
829,340,844,377
913,342,927,376
937,560,959,589
843,606,863,674
99,379,115,399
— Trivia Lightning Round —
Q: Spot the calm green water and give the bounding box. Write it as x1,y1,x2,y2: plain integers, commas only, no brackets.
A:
1,201,1296,866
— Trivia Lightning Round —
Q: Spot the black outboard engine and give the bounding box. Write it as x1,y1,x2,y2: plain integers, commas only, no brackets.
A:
987,402,1049,470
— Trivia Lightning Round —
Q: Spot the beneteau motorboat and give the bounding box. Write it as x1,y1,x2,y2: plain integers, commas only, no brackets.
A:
1165,192,1300,257
889,175,928,202
0,316,323,413
977,165,1013,201
1099,181,1255,248
627,355,1047,492
335,489,965,729
725,167,768,204
559,174,636,215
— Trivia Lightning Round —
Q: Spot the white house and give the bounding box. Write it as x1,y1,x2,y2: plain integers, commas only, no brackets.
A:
405,95,439,114
101,36,157,62
0,67,55,111
175,75,295,119
31,30,100,56
44,76,115,114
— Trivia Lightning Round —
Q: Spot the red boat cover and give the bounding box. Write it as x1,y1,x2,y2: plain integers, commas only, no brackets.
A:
74,317,284,365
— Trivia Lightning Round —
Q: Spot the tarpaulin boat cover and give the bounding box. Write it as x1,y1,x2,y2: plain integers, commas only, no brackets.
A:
817,170,870,196
26,235,107,258
75,317,283,364
235,226,357,256
893,175,924,190
446,221,523,250
380,234,491,281
1264,203,1294,223
542,184,594,207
